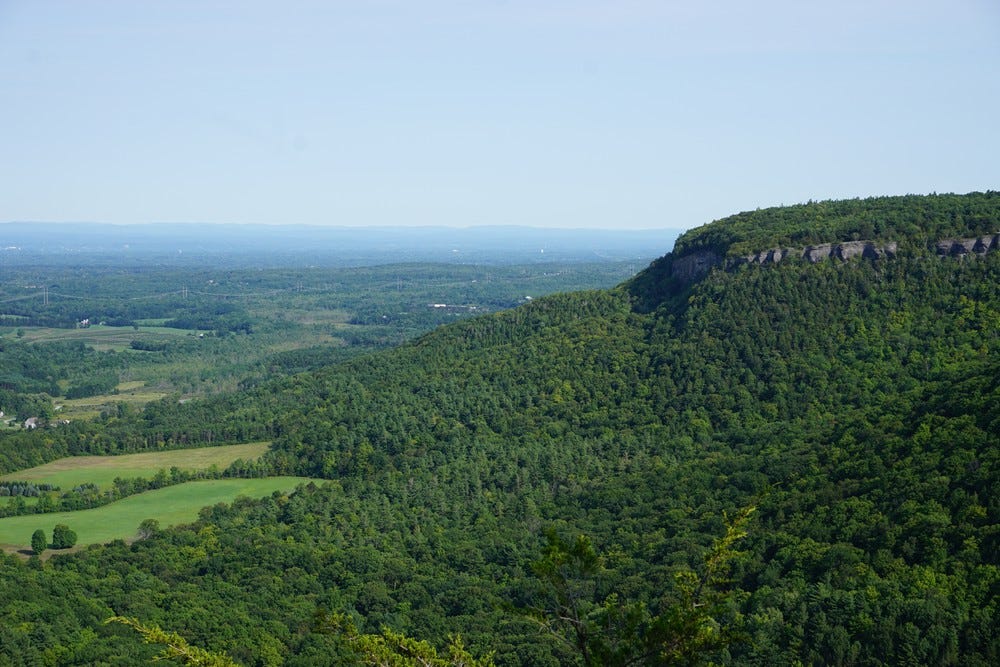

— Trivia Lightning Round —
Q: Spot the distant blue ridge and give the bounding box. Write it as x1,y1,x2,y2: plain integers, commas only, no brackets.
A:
0,223,683,268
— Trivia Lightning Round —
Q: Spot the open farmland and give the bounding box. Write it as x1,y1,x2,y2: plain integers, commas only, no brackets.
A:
0,442,271,491
57,380,171,420
13,323,203,352
0,476,319,550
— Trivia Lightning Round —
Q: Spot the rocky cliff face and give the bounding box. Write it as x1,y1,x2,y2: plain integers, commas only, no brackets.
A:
670,234,1000,284
936,234,1000,256
732,240,899,268
670,250,724,283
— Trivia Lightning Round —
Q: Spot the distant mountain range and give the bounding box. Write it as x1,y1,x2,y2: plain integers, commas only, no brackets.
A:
0,223,683,267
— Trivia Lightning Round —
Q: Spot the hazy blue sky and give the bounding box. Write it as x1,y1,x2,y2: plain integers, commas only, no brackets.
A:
1,1,998,229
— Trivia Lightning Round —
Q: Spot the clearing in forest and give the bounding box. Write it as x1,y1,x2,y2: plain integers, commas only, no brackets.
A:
0,442,272,491
0,476,319,550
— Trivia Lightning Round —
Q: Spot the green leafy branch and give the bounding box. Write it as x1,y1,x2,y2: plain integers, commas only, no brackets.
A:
105,616,240,667
529,505,755,666
316,610,494,667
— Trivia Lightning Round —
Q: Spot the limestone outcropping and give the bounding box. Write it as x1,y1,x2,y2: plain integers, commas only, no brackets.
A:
732,240,899,268
670,234,999,284
935,234,1000,256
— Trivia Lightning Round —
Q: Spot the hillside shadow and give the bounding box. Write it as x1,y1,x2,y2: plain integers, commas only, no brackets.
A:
623,253,694,315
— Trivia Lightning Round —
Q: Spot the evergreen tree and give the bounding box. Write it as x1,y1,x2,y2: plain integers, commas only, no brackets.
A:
30,528,46,555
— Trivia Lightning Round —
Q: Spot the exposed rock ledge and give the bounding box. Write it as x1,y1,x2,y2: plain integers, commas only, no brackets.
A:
732,240,899,268
935,235,1000,256
671,234,1000,284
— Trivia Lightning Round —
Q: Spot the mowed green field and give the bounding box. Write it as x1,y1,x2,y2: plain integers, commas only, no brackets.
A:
0,442,272,490
0,477,320,549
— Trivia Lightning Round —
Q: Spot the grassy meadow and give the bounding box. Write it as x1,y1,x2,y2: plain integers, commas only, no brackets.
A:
58,380,171,420
0,442,272,491
0,477,319,549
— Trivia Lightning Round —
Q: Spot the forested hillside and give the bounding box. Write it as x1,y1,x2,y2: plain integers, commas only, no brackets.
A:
0,193,998,665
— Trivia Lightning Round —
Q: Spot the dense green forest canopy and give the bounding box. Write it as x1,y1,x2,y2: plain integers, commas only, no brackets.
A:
0,192,997,665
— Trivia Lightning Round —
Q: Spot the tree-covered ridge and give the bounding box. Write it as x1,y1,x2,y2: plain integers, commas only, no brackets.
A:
0,193,997,664
628,191,1000,312
672,191,1000,258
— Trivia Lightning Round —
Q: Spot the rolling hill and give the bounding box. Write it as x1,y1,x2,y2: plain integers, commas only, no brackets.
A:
0,192,997,665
